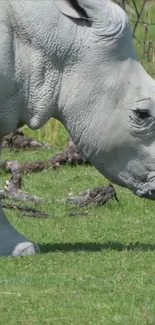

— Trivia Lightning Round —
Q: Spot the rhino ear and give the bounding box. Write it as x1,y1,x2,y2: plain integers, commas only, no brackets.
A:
54,0,89,20
55,0,108,21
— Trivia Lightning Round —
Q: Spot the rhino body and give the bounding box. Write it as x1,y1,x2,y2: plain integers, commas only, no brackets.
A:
0,0,155,256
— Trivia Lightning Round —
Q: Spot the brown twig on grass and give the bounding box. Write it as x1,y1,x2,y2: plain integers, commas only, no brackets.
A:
2,129,52,150
67,184,119,206
1,141,90,174
4,171,42,202
1,202,49,218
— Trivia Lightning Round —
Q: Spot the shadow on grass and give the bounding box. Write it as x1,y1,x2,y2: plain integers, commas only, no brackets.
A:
40,241,155,254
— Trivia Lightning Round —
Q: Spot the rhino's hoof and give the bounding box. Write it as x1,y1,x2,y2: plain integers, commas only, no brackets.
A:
12,242,40,256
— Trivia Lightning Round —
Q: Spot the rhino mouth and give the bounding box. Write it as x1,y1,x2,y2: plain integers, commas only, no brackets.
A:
132,172,155,200
135,188,155,199
118,171,155,200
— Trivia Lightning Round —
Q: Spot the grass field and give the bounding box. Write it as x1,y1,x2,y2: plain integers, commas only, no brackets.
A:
1,2,155,325
1,148,155,325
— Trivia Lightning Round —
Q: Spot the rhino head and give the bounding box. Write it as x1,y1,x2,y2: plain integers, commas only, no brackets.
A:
54,0,155,199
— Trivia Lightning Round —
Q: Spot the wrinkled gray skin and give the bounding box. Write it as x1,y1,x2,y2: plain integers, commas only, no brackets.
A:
0,0,155,256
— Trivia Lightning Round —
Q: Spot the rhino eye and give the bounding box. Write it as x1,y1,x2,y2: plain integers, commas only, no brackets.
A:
135,109,151,119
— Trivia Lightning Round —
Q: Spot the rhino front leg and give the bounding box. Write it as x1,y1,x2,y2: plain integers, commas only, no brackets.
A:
0,204,40,256
0,137,40,256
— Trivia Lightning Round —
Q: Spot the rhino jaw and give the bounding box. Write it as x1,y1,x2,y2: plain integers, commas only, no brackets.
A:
134,172,155,199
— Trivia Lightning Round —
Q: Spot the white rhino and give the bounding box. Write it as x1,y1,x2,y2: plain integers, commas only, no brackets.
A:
0,0,155,256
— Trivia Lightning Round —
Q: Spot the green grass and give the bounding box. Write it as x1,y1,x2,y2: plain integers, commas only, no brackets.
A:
128,0,155,76
1,148,155,324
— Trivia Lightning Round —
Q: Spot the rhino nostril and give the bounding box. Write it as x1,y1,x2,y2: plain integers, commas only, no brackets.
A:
149,190,155,197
